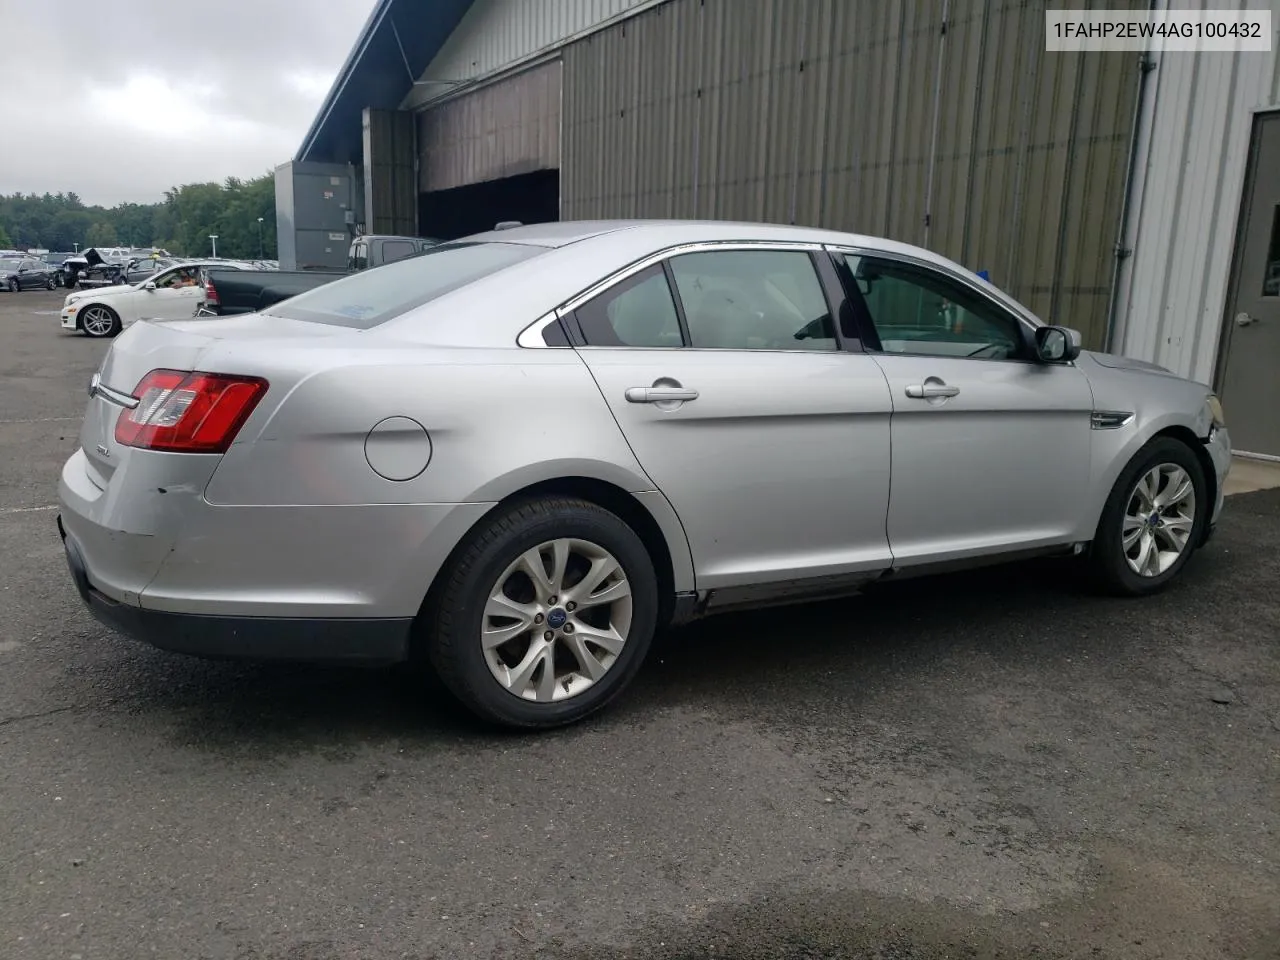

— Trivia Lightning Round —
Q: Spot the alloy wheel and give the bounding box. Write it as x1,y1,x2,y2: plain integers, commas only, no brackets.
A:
1122,463,1197,577
481,537,633,702
81,306,115,337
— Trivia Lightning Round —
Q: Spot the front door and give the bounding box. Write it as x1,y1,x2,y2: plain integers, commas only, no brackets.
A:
833,251,1095,566
569,248,895,591
142,266,205,321
1218,111,1280,458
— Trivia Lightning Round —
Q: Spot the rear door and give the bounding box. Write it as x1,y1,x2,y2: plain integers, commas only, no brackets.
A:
569,244,894,591
831,249,1095,565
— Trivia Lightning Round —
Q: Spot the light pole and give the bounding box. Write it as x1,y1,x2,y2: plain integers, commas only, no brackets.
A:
72,242,79,253
256,217,264,259
208,235,218,258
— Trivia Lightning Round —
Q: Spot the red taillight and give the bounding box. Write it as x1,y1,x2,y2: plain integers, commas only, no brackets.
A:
114,369,268,453
204,278,219,306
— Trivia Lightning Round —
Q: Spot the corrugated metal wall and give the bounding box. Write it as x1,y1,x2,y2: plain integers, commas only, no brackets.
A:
417,60,562,193
1113,0,1280,385
407,0,659,108
363,109,417,236
561,0,1141,346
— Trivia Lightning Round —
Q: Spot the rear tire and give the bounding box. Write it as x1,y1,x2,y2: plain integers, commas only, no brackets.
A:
1087,437,1208,596
421,497,659,729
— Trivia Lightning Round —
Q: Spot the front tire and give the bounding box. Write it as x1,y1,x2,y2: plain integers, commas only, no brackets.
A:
6,279,16,293
80,304,121,338
1088,437,1208,596
422,497,659,729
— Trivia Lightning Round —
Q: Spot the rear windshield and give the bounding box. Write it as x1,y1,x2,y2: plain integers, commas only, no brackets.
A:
263,241,546,329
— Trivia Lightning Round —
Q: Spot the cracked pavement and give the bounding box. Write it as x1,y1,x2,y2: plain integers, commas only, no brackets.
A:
1,290,1278,959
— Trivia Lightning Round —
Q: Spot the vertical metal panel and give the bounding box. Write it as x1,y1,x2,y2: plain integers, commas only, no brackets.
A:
562,0,1138,347
1115,0,1280,384
417,60,561,192
414,0,657,96
273,160,355,271
363,109,417,236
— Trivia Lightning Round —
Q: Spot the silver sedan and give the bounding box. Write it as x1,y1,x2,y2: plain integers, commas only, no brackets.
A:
57,221,1232,728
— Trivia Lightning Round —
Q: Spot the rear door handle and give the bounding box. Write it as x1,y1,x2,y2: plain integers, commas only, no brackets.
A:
625,386,699,404
905,379,960,400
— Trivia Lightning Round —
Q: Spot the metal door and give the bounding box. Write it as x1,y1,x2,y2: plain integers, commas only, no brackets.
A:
1219,112,1280,458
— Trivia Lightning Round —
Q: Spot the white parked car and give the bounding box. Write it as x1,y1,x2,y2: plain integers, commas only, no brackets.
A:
60,261,250,338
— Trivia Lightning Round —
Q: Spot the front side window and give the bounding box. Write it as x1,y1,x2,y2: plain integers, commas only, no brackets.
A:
349,243,368,270
843,255,1026,361
154,267,199,289
575,264,683,348
668,250,836,351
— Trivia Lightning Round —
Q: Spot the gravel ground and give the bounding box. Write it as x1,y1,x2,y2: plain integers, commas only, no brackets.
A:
1,289,1277,959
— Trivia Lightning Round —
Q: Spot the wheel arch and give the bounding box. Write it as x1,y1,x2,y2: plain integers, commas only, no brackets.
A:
1151,424,1218,537
1086,417,1217,545
418,474,695,636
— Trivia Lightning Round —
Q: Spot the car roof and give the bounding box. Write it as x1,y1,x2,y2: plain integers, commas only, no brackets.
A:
459,219,941,261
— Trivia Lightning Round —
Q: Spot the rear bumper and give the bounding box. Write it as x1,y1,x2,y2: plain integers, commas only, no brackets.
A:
59,515,411,663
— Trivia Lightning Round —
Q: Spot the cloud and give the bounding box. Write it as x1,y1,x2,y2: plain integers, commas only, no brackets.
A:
0,0,378,206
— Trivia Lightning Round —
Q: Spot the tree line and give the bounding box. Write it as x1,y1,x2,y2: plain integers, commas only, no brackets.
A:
0,175,278,260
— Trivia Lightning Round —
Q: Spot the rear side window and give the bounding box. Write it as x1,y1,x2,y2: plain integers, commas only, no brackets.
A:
575,264,684,348
381,240,417,263
265,241,545,329
669,250,837,351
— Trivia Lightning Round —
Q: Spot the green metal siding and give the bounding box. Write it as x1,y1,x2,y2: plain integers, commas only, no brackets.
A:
561,0,1140,346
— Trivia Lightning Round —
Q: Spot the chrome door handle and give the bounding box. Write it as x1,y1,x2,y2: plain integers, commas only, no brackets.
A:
625,386,699,403
905,379,960,400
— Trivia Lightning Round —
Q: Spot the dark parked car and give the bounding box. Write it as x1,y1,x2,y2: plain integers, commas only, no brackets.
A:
197,234,440,315
42,252,77,271
60,248,131,289
122,256,182,285
0,257,57,291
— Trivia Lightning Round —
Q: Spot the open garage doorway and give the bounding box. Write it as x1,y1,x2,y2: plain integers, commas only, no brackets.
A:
419,169,559,241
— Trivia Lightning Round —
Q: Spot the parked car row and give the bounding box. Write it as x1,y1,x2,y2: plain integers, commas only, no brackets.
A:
0,256,59,291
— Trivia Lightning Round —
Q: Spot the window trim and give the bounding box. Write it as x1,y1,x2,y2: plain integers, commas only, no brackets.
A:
517,240,843,352
825,246,1049,366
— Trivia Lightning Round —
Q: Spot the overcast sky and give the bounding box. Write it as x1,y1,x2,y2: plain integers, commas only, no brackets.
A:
1,0,378,207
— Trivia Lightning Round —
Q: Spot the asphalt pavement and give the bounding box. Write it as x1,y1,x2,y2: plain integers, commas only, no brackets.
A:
1,289,1278,960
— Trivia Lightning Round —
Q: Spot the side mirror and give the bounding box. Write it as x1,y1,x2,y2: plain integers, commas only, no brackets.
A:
1035,325,1082,363
143,281,156,291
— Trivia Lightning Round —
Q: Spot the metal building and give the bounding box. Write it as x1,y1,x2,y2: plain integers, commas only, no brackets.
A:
284,0,1280,459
